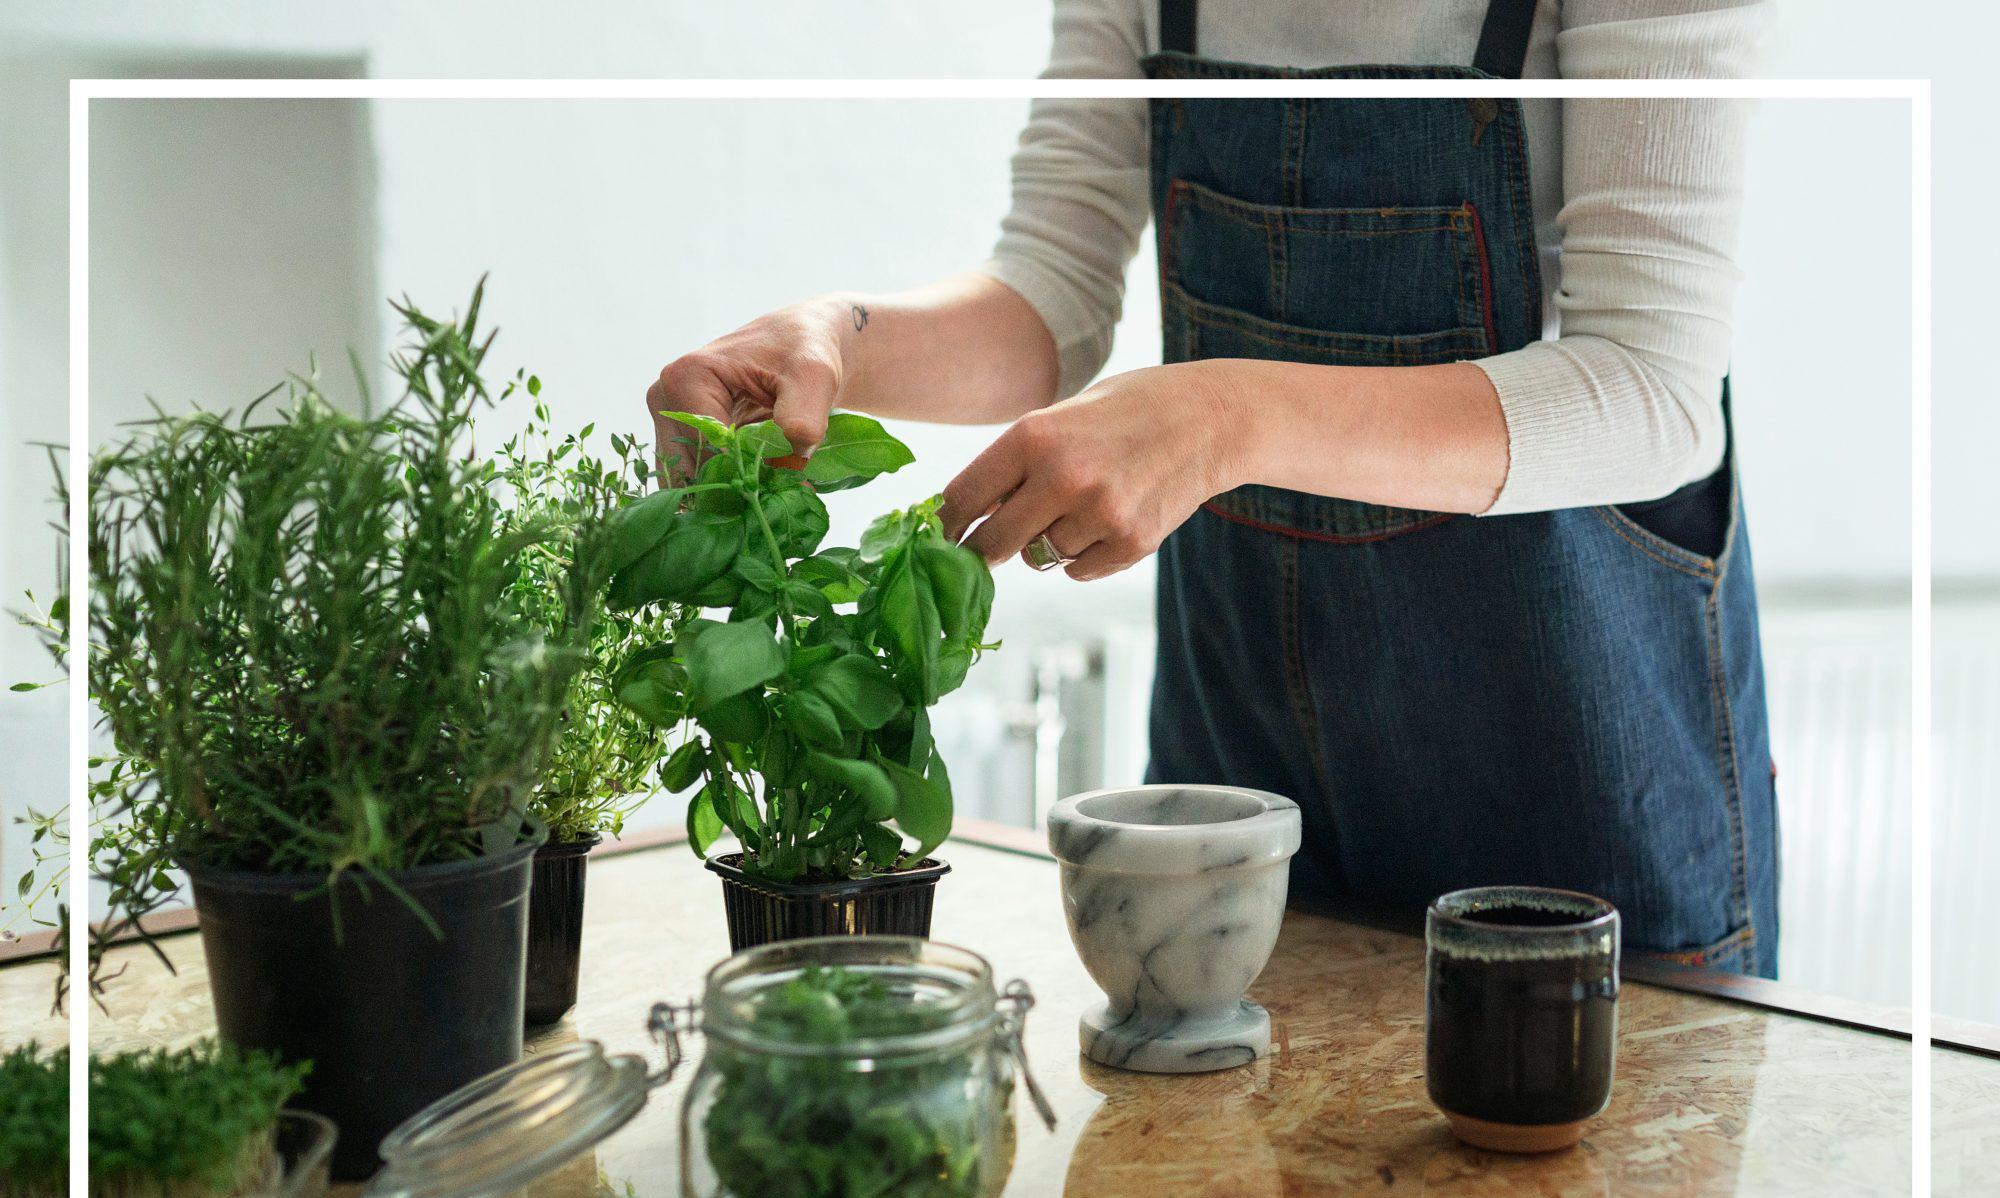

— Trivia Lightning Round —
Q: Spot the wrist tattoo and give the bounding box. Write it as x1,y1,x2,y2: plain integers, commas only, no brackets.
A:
851,304,869,332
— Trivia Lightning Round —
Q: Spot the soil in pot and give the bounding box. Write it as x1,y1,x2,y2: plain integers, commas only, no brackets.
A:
185,833,542,1182
524,835,600,1028
706,853,951,953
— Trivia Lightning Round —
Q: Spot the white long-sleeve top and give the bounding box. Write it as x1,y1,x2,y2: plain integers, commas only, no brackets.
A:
979,0,1768,514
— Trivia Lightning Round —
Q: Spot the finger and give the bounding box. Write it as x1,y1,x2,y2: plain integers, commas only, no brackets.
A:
1063,539,1139,583
962,473,1075,567
649,360,734,484
1019,512,1105,572
939,437,1029,544
770,359,836,455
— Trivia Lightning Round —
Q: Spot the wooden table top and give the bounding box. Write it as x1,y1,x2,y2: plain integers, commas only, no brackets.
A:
8,835,1994,1196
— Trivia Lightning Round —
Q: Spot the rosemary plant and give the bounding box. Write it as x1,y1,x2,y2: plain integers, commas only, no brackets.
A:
86,281,611,982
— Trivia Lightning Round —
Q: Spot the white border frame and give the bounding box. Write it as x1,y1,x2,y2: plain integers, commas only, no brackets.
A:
65,76,1933,1196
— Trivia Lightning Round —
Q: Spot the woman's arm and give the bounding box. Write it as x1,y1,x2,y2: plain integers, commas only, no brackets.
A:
939,358,1509,578
948,3,1765,574
644,0,1146,468
644,274,1056,474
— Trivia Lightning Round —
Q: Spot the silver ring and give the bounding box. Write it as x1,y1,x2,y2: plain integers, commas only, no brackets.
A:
1024,534,1075,572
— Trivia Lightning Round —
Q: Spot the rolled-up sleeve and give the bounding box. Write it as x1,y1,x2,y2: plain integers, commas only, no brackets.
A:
1478,0,1768,514
979,0,1152,399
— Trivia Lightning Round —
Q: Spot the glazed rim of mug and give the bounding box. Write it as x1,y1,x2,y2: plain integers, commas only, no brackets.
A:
1426,885,1620,963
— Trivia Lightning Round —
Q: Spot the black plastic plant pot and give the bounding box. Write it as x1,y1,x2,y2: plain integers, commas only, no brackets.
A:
183,832,543,1183
706,852,951,953
523,834,600,1028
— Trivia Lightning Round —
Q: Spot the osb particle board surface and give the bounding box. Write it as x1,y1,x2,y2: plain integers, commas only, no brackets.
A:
18,840,1989,1196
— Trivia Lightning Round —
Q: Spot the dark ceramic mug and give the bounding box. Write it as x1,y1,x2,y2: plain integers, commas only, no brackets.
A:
1424,886,1620,1153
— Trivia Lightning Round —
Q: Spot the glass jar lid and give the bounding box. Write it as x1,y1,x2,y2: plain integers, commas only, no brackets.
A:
361,936,1053,1195
363,1040,664,1198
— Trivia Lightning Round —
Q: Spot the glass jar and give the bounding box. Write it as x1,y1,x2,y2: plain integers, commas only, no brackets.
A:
362,935,1051,1198
660,937,1052,1198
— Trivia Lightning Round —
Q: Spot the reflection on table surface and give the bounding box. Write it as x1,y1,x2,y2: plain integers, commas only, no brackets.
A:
20,834,1992,1196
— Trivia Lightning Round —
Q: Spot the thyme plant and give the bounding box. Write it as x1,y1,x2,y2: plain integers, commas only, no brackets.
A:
86,282,611,979
610,412,995,883
492,385,671,843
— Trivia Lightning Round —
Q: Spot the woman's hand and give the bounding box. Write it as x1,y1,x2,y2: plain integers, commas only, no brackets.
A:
939,363,1247,581
646,296,862,480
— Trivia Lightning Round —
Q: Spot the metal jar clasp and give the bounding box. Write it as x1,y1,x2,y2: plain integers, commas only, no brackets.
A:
998,979,1058,1132
645,1000,700,1086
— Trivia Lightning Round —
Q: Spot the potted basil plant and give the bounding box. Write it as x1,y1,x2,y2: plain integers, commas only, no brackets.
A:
86,282,612,1179
492,388,672,1025
609,410,995,950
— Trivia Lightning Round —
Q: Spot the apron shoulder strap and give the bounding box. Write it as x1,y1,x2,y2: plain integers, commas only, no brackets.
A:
1471,0,1539,79
1160,0,1198,56
1158,0,1536,76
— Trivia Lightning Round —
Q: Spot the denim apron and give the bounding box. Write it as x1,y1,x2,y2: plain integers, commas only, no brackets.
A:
1140,0,1779,974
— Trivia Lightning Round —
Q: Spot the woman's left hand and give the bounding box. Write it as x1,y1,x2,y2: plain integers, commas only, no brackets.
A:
939,362,1245,581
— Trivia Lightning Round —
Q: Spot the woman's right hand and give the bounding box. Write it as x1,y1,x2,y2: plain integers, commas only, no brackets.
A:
645,295,863,482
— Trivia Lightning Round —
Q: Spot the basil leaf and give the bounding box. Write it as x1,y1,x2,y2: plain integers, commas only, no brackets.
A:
681,618,785,710
905,706,934,770
788,642,840,675
611,645,685,727
761,487,829,559
607,512,744,610
857,509,912,564
937,642,974,697
660,737,706,793
686,787,724,857
734,552,784,593
606,487,681,573
858,822,904,869
782,579,836,621
803,412,914,491
802,654,903,731
879,753,952,862
686,572,743,609
918,542,992,644
805,753,899,822
874,549,942,703
695,688,771,743
662,410,734,450
792,552,867,603
728,586,780,626
781,691,843,748
734,419,793,460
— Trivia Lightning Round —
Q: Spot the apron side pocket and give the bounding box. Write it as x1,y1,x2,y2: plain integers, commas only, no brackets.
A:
1635,923,1758,974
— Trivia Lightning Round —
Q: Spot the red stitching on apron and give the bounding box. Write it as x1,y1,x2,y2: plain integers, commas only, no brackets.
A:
1200,499,1457,545
1464,201,1500,355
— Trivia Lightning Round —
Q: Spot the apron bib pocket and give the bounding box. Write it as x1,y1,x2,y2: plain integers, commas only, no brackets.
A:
1163,178,1496,350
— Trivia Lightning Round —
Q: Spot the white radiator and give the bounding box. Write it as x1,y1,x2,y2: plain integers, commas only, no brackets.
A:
1933,599,2000,1025
1759,598,1912,1008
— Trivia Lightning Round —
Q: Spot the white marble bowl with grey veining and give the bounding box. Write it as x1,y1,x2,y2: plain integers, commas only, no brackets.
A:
1047,784,1301,1073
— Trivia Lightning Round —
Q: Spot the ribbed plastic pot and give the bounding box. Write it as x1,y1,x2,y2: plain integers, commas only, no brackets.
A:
705,853,950,952
524,835,600,1028
184,832,543,1182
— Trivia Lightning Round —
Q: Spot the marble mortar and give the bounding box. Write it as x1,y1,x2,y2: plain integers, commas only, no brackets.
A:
1047,784,1302,1073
